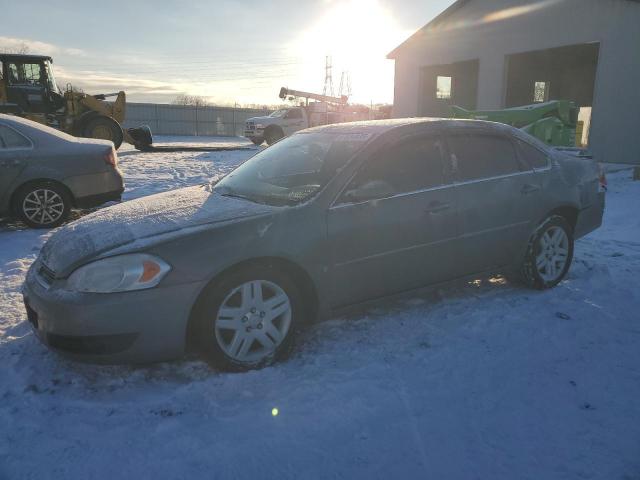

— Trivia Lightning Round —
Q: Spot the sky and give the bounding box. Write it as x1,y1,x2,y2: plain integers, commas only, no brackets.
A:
1,0,455,106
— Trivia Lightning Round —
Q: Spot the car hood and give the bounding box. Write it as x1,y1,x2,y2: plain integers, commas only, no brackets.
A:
39,185,277,276
248,116,279,125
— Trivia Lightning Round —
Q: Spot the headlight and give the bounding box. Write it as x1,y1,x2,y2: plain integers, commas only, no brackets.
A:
66,254,171,293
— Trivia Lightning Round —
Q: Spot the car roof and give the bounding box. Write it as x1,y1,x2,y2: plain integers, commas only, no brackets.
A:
0,113,72,139
305,117,521,136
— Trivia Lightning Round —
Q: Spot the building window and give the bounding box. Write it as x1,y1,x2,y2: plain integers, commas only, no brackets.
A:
533,81,550,103
436,76,452,99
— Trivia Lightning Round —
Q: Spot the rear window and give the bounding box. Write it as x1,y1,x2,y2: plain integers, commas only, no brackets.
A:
0,124,31,148
515,138,549,169
448,134,520,181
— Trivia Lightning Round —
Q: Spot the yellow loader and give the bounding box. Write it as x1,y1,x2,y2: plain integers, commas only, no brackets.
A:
0,54,152,150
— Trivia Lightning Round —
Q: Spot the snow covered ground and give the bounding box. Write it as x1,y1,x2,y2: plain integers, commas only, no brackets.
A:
1,137,639,479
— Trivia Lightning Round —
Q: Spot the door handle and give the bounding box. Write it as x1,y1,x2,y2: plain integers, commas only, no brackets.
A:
425,200,450,214
521,184,540,195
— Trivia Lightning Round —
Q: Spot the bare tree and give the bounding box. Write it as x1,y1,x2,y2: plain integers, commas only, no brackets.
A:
172,94,211,107
0,41,30,54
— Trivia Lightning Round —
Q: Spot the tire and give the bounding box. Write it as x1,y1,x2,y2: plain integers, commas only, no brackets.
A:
520,215,574,289
195,265,302,371
14,181,72,229
83,116,124,150
251,137,264,146
264,126,284,146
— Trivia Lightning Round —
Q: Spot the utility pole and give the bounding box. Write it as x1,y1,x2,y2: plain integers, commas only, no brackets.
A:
323,56,334,98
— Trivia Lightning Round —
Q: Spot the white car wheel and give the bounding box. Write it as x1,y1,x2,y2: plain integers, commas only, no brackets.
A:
214,280,292,363
521,215,574,289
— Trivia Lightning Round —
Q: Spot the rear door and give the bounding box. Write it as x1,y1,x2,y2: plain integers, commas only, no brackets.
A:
446,130,541,273
0,123,31,202
327,133,457,307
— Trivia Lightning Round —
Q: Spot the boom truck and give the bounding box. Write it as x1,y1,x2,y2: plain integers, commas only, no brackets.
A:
0,54,153,150
244,87,368,145
451,100,581,147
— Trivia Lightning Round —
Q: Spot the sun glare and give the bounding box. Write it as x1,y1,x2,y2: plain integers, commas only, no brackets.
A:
288,0,412,104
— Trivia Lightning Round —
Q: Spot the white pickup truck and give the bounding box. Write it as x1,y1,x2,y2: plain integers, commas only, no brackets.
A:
245,103,361,146
244,107,307,146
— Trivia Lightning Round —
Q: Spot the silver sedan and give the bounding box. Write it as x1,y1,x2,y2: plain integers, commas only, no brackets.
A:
0,114,124,228
22,119,605,370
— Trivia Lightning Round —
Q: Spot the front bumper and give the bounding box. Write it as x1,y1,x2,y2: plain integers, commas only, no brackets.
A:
22,263,202,364
244,127,264,138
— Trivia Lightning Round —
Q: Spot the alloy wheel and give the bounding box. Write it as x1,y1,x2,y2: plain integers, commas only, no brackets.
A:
535,226,570,282
214,280,292,363
22,189,65,226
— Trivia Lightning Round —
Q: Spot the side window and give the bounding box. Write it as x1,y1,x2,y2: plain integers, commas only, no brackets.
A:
286,109,303,119
448,134,520,181
0,125,31,149
344,136,447,200
515,138,549,169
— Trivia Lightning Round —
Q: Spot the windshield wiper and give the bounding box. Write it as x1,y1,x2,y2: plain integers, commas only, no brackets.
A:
219,191,266,205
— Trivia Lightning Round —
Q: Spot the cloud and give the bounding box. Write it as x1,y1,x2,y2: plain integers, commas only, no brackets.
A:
0,36,87,57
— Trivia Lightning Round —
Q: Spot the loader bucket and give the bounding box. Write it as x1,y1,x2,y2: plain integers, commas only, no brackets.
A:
127,125,153,151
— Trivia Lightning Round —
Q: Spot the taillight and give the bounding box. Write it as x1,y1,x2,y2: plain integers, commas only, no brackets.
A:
104,147,117,167
598,169,607,193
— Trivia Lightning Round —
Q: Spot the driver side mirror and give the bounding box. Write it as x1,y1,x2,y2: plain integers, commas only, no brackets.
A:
344,180,395,203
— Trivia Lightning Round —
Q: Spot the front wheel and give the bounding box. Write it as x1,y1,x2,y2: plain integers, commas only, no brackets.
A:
264,126,284,146
195,266,301,371
521,215,574,289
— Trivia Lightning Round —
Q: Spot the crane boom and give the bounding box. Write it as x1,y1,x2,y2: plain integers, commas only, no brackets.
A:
279,87,348,105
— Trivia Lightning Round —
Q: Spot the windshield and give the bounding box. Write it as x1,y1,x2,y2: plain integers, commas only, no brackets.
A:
269,109,289,118
214,132,370,206
44,61,62,95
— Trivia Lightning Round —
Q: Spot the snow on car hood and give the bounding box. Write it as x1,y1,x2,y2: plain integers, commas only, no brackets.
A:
39,185,276,275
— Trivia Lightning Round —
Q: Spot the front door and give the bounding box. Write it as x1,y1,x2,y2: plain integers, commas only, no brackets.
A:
282,108,305,136
446,130,541,274
327,133,458,307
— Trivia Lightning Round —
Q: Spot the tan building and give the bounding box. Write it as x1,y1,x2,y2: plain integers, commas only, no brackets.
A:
388,0,640,164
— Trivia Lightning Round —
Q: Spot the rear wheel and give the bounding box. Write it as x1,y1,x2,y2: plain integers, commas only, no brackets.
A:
521,215,574,289
195,265,301,371
15,182,71,229
264,126,284,146
83,116,124,149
